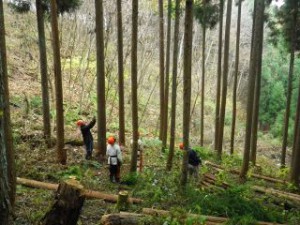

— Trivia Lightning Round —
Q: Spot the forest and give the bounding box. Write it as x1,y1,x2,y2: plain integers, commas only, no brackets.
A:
1,0,300,224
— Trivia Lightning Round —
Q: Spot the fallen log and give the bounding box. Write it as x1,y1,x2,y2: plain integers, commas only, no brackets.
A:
41,179,85,225
100,212,143,225
16,177,142,204
101,212,219,225
201,174,300,207
205,161,287,184
142,208,286,225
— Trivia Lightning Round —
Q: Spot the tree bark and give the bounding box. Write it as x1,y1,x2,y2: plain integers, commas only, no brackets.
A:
130,0,139,173
0,0,15,223
116,0,125,146
282,0,298,168
217,0,232,159
36,0,51,147
250,1,265,165
41,180,85,225
230,0,242,155
181,0,194,186
214,0,224,151
50,0,66,164
240,0,261,180
158,0,165,141
167,0,181,171
162,0,172,151
95,0,107,160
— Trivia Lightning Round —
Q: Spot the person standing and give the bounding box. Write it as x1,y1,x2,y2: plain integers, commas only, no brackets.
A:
106,136,123,183
76,117,96,160
179,143,202,178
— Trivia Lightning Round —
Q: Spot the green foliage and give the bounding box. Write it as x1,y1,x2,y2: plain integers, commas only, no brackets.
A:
122,172,139,185
194,0,219,29
259,41,300,143
267,0,300,52
57,165,83,180
8,1,31,13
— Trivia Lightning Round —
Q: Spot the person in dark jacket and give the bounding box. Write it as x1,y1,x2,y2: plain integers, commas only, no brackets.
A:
179,143,202,178
76,117,96,160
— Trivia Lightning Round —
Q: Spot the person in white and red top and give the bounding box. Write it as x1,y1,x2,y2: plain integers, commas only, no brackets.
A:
106,136,122,183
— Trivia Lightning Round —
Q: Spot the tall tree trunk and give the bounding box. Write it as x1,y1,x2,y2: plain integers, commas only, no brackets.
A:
290,0,300,187
0,0,16,222
214,0,224,151
181,0,194,186
230,0,242,155
36,0,51,147
130,0,139,173
240,0,264,180
217,0,232,159
250,0,265,165
162,0,172,151
282,1,297,168
50,0,65,164
95,0,106,160
116,0,125,146
167,0,180,171
158,0,165,141
200,26,206,146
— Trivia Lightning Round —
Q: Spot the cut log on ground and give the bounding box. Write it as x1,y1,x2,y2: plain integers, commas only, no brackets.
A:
142,208,286,225
200,174,300,207
205,161,287,184
41,179,85,225
16,177,142,204
100,212,144,225
101,212,219,225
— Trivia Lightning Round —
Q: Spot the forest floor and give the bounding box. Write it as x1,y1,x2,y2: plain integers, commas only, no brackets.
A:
12,130,300,225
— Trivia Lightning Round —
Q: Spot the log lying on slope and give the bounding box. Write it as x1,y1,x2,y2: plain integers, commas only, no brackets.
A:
16,177,142,204
201,174,300,206
142,208,285,225
205,161,287,184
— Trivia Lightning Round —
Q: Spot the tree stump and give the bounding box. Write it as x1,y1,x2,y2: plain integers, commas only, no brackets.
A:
41,179,85,225
116,190,130,211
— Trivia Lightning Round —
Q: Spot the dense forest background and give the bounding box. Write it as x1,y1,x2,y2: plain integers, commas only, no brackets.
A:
1,0,300,224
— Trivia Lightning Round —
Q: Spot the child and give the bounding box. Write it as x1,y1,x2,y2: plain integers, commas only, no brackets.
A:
76,117,96,160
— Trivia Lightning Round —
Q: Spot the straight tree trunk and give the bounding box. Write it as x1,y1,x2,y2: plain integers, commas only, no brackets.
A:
130,0,139,173
95,0,106,160
116,0,125,146
36,0,51,147
240,0,263,180
282,1,297,168
158,0,165,141
0,1,15,223
162,0,172,151
250,1,265,165
214,0,224,151
167,0,180,171
230,0,242,155
50,0,65,164
290,0,300,185
200,26,206,146
181,0,194,186
217,0,232,159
